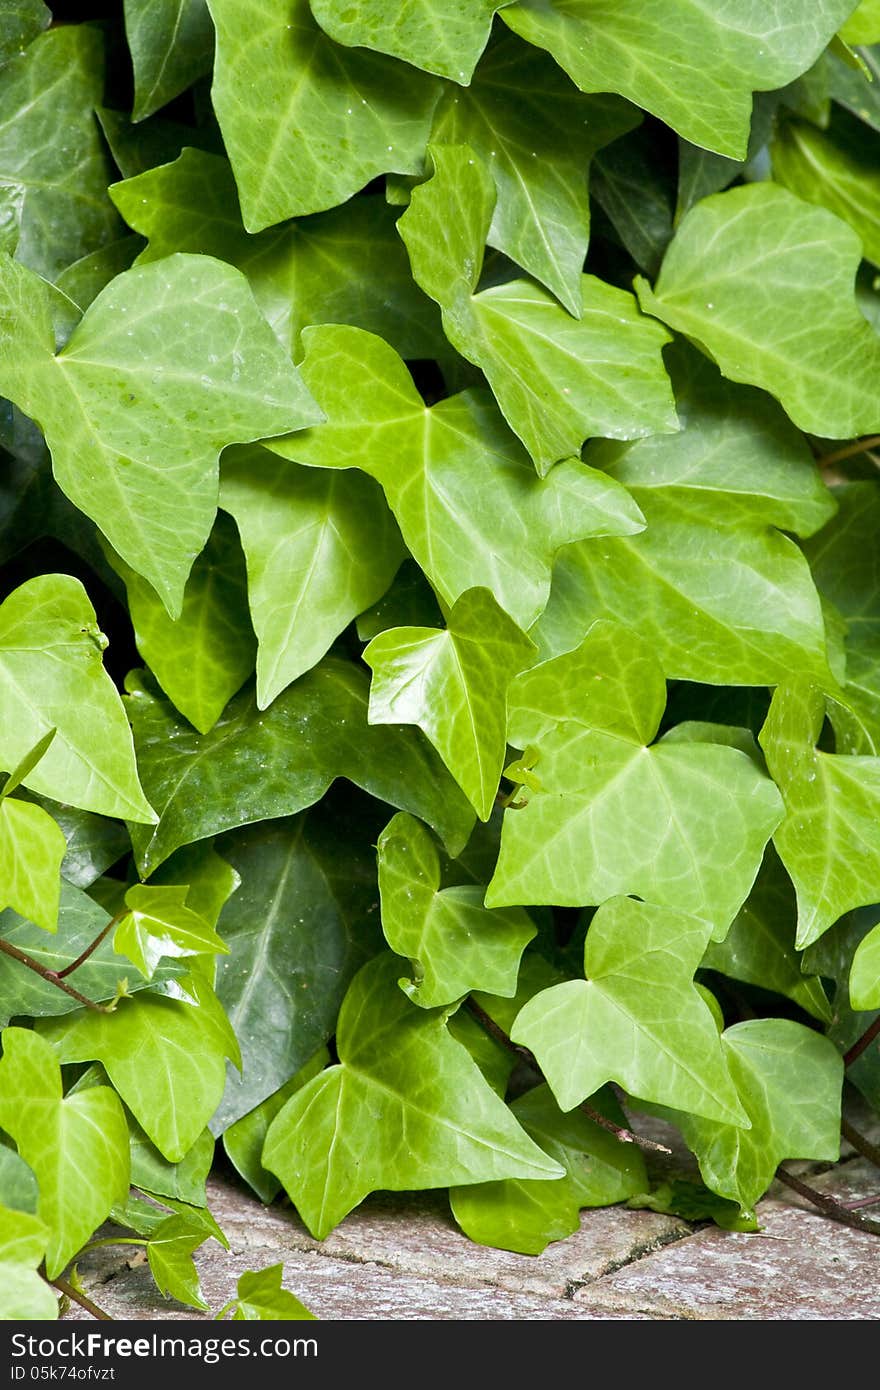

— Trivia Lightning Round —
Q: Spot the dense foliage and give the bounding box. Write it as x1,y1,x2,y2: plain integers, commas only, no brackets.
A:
2,0,880,1319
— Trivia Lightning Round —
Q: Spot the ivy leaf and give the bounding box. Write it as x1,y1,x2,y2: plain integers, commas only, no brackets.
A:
211,802,382,1132
0,25,121,279
500,0,852,158
377,812,535,1007
0,252,321,616
511,897,747,1125
0,575,155,822
0,763,66,931
841,0,880,43
0,1205,57,1321
772,111,880,269
222,1049,329,1202
636,183,880,439
104,513,256,735
270,324,644,629
851,921,880,1008
207,0,440,229
0,2,49,66
38,976,241,1162
0,1028,129,1277
110,151,447,362
311,0,504,83
114,883,230,980
760,678,880,948
0,1146,39,1215
130,1123,214,1208
398,143,678,472
487,622,784,934
126,660,474,876
125,0,214,121
220,1262,316,1320
449,1084,647,1255
263,953,564,1238
590,127,674,278
429,35,640,313
220,445,404,708
147,1214,212,1311
365,589,535,819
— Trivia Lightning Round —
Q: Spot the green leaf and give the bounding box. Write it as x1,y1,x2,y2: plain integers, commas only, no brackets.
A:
850,920,880,1007
828,42,880,132
0,1,49,66
760,678,880,947
661,1019,843,1211
377,812,535,1007
0,794,65,932
311,0,504,83
211,801,383,1132
0,727,57,799
0,575,155,822
365,589,535,819
110,151,447,361
17,794,130,890
0,1028,129,1277
38,975,240,1162
55,238,144,316
500,0,852,158
0,253,321,616
512,897,747,1125
221,445,404,708
130,1123,214,1208
626,1179,757,1232
398,144,678,472
105,513,255,735
0,1204,57,1321
841,0,880,43
114,883,229,980
590,127,674,279
429,34,640,312
449,1084,647,1255
270,324,644,628
773,110,880,269
636,182,880,439
147,1214,211,1311
0,25,121,279
803,911,880,1110
222,1049,329,1202
207,0,440,229
125,0,214,121
263,953,564,1238
487,622,784,934
0,1145,39,1215
222,1262,316,1320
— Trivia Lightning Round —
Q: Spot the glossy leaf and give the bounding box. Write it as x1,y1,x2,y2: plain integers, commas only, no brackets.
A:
114,883,229,979
207,0,440,229
636,183,880,438
850,921,880,1008
399,144,678,471
222,1049,329,1202
0,794,65,932
377,812,535,1007
223,1263,316,1320
0,1205,57,1321
0,1,49,65
311,0,504,82
147,1214,211,1311
130,1122,214,1207
0,1028,129,1277
365,589,535,818
125,0,214,121
0,252,321,615
270,324,645,629
263,953,564,1238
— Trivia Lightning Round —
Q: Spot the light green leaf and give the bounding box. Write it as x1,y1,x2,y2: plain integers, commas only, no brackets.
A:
222,1049,329,1202
850,921,880,1008
38,975,240,1162
365,589,535,819
0,795,65,932
772,111,880,267
311,0,504,82
449,1084,647,1255
221,445,404,708
0,25,121,279
841,0,880,43
377,812,535,1006
636,182,880,439
125,0,214,121
429,34,640,312
760,677,880,947
15,794,130,890
263,953,564,1238
207,0,440,229
110,151,447,361
270,324,644,629
0,727,57,800
105,514,256,735
399,144,678,472
501,0,852,158
223,1263,316,1320
114,883,229,980
127,660,475,876
0,252,321,616
487,622,784,934
0,575,155,822
512,897,747,1124
147,1214,211,1311
0,1204,57,1321
211,801,382,1132
0,1,49,65
663,1019,843,1211
0,1028,129,1277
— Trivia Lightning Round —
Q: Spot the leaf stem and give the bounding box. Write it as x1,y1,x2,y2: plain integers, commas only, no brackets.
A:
0,938,114,1011
48,1274,113,1321
57,909,125,978
844,1014,880,1068
464,997,672,1156
81,1237,147,1252
817,435,880,466
841,1116,880,1171
775,1166,880,1237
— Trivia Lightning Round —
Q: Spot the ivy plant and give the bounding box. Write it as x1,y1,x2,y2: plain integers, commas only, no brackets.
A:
1,0,880,1321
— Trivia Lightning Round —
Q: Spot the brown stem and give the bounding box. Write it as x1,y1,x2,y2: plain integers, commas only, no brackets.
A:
465,997,672,1156
775,1166,880,1237
48,1274,113,1320
818,435,880,467
844,1014,880,1068
0,938,113,1012
841,1116,880,1170
57,909,124,978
